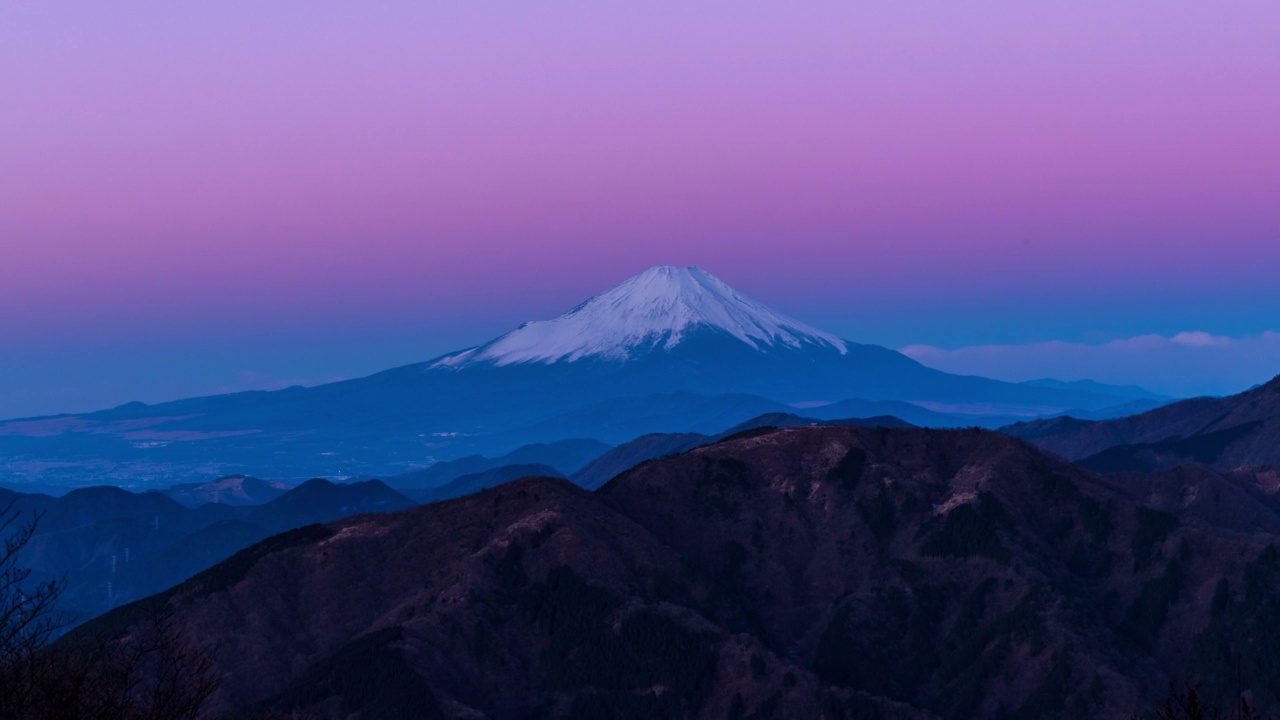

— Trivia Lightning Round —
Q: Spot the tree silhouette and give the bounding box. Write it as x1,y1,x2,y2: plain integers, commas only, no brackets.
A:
1136,682,1269,720
0,501,220,719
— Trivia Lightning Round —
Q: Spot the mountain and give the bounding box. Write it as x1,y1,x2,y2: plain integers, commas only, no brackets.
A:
569,413,914,491
388,439,611,490
1097,463,1280,535
570,431,712,490
247,478,416,529
1019,378,1172,401
1004,374,1280,472
433,265,849,367
718,412,915,436
163,474,294,507
413,267,1137,414
0,478,416,625
1051,397,1171,421
0,266,1149,487
77,425,1280,719
799,397,1000,427
408,463,566,504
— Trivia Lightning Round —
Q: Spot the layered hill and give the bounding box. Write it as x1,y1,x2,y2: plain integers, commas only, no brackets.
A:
163,474,294,507
388,439,610,490
1004,375,1280,472
569,412,914,490
0,267,1154,487
80,426,1280,719
3,478,414,624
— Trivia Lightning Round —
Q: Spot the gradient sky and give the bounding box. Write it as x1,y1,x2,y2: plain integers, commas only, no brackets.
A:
2,1,1279,417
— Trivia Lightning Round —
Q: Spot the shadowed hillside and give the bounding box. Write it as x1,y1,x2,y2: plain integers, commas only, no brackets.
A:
1005,376,1280,473
73,426,1280,719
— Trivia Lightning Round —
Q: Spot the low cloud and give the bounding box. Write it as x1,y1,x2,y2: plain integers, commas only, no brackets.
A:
901,332,1280,398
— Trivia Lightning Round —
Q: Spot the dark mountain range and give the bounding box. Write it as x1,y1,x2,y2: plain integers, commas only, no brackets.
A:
1004,375,1280,472
388,439,610,490
1051,398,1171,422
413,413,919,500
408,463,567,504
569,413,915,490
7,411,921,629
1019,378,1172,401
0,267,1156,488
798,397,997,427
3,478,415,625
163,475,294,507
570,432,712,491
718,412,916,436
245,478,415,530
76,425,1280,719
1097,464,1280,535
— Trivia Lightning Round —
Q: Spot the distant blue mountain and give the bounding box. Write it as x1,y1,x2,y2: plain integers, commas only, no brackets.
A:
1019,377,1174,401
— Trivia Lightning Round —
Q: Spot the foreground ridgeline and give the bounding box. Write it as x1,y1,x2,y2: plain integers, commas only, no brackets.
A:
53,426,1280,719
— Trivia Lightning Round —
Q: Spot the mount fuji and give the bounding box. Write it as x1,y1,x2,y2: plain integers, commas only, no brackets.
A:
402,266,1138,413
434,266,848,367
0,267,1161,486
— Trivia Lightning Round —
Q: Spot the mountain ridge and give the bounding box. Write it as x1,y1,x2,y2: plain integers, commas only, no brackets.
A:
1004,374,1280,472
72,424,1280,719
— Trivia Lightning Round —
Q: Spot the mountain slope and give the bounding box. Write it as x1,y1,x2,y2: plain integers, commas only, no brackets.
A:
1004,375,1280,471
77,426,1280,719
82,475,908,720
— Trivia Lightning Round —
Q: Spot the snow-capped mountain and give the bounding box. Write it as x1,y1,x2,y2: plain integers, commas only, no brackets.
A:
435,266,846,367
0,266,1166,484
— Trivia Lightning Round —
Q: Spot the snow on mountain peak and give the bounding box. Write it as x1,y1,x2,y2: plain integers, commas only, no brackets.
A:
435,266,848,367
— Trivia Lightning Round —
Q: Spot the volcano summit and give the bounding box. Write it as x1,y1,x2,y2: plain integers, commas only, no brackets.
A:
435,266,848,367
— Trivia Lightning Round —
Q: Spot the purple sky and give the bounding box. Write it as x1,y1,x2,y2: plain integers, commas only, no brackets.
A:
2,1,1279,416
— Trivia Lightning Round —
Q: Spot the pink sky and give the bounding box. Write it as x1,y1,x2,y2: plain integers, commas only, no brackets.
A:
1,1,1278,415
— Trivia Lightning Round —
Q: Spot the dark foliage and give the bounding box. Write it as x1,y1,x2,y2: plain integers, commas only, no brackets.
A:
918,493,1013,562
259,627,443,720
1122,558,1185,651
1186,546,1280,712
814,585,948,700
827,447,867,491
0,502,218,719
1132,508,1180,571
1135,682,1269,720
520,565,719,719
